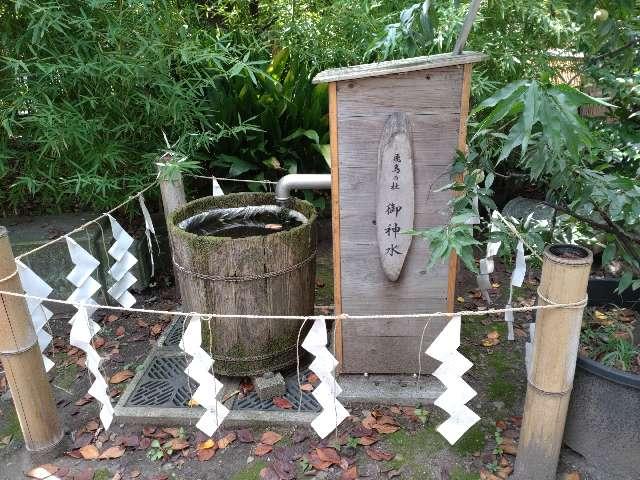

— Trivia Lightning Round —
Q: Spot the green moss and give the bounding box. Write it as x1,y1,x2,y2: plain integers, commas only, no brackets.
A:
450,467,480,480
384,425,447,478
453,424,486,456
488,378,517,407
54,363,78,390
230,460,267,480
314,251,334,305
0,406,22,442
93,468,112,480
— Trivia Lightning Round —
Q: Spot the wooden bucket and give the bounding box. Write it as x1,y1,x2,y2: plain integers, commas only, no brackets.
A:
168,192,317,376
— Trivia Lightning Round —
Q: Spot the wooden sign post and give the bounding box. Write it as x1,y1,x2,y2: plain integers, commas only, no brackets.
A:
314,52,486,374
0,226,64,455
514,244,592,479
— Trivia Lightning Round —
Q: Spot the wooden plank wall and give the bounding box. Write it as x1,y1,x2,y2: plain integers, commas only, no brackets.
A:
336,65,465,373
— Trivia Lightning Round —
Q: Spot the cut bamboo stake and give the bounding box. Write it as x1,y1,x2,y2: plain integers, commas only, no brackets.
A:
514,244,592,480
157,155,187,218
0,226,64,453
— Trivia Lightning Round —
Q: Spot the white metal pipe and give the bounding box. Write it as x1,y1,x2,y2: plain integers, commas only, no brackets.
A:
275,174,332,204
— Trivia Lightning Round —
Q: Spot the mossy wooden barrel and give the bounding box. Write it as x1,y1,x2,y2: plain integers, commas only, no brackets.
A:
168,192,316,376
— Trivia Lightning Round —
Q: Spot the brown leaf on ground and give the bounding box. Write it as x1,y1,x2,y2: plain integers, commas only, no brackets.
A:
260,431,282,446
26,464,58,479
139,437,151,450
479,468,502,480
358,436,378,446
316,447,341,464
364,446,395,462
150,323,163,336
239,378,254,396
218,432,237,449
168,438,189,451
236,429,254,443
340,466,357,480
93,336,105,348
563,472,581,480
117,435,140,448
142,426,156,436
115,326,126,337
372,423,399,434
305,452,332,471
482,330,501,347
300,383,314,392
497,465,513,479
197,439,216,451
75,395,93,406
495,419,507,430
106,314,119,323
254,443,273,457
136,319,149,328
259,467,279,480
196,447,216,462
500,437,518,456
362,415,377,429
79,444,100,460
307,372,319,385
109,370,134,384
162,427,181,438
129,469,141,477
85,420,99,432
99,446,125,459
74,468,94,480
272,397,293,409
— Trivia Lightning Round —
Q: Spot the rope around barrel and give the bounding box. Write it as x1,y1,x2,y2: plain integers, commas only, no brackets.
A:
172,250,317,283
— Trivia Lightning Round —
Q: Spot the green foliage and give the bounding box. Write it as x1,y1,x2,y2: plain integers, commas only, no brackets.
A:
581,318,640,372
0,0,262,214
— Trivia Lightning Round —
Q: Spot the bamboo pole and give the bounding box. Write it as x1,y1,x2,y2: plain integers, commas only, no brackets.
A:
157,159,186,218
514,244,592,480
0,226,64,453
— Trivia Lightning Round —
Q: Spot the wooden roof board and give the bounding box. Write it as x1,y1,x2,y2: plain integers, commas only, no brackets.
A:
312,51,488,84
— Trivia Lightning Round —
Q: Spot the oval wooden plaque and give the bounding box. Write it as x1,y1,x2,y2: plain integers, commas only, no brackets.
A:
376,112,414,282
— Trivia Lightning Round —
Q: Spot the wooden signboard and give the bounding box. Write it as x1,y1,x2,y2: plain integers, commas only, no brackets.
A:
314,52,486,373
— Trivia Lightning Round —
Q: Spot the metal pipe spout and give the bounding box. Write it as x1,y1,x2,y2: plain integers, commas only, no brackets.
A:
275,174,331,206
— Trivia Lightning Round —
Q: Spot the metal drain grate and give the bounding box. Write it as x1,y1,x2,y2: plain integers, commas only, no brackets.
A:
232,369,321,412
125,354,321,412
162,317,186,347
126,356,195,408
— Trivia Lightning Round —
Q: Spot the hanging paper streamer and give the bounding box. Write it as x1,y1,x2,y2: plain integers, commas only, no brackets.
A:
66,237,101,316
179,314,229,436
15,261,54,372
504,240,526,341
302,317,350,439
70,307,114,429
525,322,536,376
106,214,137,308
476,213,502,304
138,194,159,277
211,177,224,197
426,315,480,445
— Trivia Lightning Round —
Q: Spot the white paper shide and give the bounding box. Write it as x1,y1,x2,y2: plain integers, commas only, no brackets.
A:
16,261,55,372
426,315,480,445
302,317,349,438
179,315,229,436
65,238,114,429
107,214,137,308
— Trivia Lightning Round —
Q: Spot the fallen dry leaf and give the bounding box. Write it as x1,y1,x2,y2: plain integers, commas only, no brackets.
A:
197,438,216,451
272,397,293,409
93,336,105,348
106,314,119,323
372,423,399,434
307,372,319,385
563,472,581,480
115,326,126,337
260,431,282,446
99,445,125,460
255,443,273,457
479,468,502,480
150,323,163,336
168,438,189,451
85,420,99,432
300,383,314,392
196,447,216,461
362,415,377,429
109,370,134,384
75,395,93,406
365,446,395,462
316,447,341,464
500,437,518,456
26,464,58,479
358,436,378,446
497,465,514,479
217,432,236,449
162,427,181,438
259,467,279,480
236,429,254,443
79,444,100,460
341,466,357,480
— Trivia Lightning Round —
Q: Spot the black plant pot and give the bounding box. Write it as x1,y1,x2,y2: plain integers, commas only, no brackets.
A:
564,278,640,479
